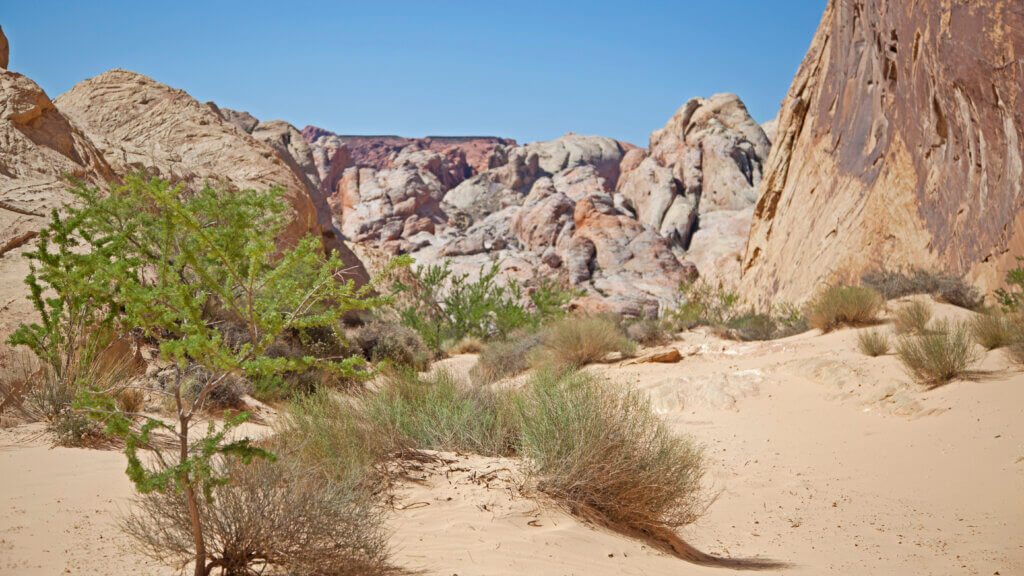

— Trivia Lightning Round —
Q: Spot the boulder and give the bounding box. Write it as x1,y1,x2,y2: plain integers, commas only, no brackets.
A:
740,0,1024,306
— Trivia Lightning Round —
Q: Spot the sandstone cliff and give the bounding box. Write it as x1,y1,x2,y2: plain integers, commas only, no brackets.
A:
55,71,368,286
741,0,1024,306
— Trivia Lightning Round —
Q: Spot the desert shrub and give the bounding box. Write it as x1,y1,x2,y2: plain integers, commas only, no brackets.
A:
804,285,883,332
862,268,983,309
53,410,107,446
896,319,981,385
516,370,704,535
892,299,933,334
623,318,671,346
445,337,485,355
395,260,574,352
1006,319,1024,365
533,317,636,369
995,256,1024,312
123,455,394,576
354,319,431,371
969,309,1014,350
470,331,546,385
668,280,741,330
857,328,890,357
365,369,515,457
721,308,808,341
182,369,251,412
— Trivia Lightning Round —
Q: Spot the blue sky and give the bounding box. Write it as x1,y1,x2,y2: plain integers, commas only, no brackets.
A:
2,1,826,146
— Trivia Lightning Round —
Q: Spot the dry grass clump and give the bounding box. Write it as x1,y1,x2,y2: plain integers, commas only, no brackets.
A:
0,348,41,426
804,285,883,332
123,455,396,576
446,337,485,355
857,328,891,357
534,316,636,368
623,318,672,346
469,331,545,385
970,309,1015,350
892,299,933,334
365,369,516,457
862,268,983,309
516,370,704,535
896,319,981,386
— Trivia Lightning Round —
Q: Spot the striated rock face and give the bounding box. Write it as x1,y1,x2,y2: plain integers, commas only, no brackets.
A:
741,0,1024,306
55,70,368,286
251,119,322,190
216,106,258,134
0,51,114,337
302,127,515,196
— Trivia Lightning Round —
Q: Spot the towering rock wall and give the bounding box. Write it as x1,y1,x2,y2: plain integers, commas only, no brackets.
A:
741,0,1024,306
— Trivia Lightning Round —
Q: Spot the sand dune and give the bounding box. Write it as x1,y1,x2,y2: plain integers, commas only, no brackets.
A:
2,301,1022,575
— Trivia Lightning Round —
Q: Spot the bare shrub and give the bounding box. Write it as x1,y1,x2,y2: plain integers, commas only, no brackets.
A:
892,299,933,334
896,319,981,386
624,319,671,346
123,455,395,576
857,328,890,357
0,348,41,425
534,317,636,368
516,370,704,536
446,337,485,355
862,268,982,309
804,285,882,332
469,331,545,384
354,319,431,371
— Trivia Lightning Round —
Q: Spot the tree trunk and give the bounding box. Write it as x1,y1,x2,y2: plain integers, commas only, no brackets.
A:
177,387,206,576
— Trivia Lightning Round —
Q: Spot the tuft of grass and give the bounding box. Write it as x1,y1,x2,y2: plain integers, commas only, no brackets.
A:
896,319,981,386
804,285,883,332
364,369,516,457
516,370,704,534
862,268,983,309
533,317,636,368
857,328,891,356
470,331,545,385
970,309,1014,350
446,337,485,355
892,299,933,334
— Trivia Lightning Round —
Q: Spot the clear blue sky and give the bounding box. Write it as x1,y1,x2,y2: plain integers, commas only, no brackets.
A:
2,1,826,146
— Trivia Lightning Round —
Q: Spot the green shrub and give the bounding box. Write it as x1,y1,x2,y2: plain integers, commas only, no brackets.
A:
516,370,704,534
970,309,1014,350
857,328,890,357
805,285,883,332
722,309,807,341
896,319,981,385
395,260,575,353
354,319,431,370
995,257,1024,312
892,299,933,334
668,280,741,330
534,317,636,368
470,331,545,384
862,268,982,309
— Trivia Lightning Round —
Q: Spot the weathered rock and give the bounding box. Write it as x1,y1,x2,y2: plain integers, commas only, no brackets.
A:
510,178,574,252
508,133,624,190
216,107,258,134
334,161,445,245
624,346,683,365
0,65,113,339
616,156,697,245
740,0,1024,306
0,25,8,70
55,70,368,286
760,115,779,145
252,119,322,190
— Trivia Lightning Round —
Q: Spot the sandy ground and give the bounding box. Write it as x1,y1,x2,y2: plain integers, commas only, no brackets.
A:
2,300,1022,575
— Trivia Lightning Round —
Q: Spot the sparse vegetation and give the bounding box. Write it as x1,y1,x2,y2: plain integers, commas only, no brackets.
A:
470,330,545,384
354,319,431,371
892,299,933,334
896,319,981,386
624,318,672,346
533,316,636,368
970,309,1014,350
857,328,891,357
668,280,742,330
394,260,575,353
517,370,705,534
804,284,883,332
862,268,983,309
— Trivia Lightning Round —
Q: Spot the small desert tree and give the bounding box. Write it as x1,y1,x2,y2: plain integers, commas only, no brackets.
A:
12,174,397,576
